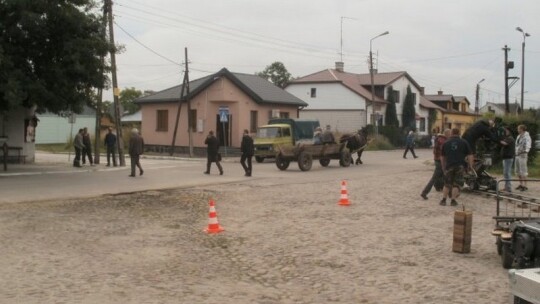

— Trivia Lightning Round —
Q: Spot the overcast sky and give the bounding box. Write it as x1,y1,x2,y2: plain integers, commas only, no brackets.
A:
110,0,540,109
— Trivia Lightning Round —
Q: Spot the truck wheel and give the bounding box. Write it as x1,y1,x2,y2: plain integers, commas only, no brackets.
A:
275,154,290,171
319,158,331,167
298,152,313,171
339,150,351,167
255,156,265,163
502,244,514,269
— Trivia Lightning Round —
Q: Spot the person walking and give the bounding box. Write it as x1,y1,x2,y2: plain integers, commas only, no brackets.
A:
128,128,144,177
499,126,515,192
515,124,531,192
104,127,117,166
73,128,84,167
440,128,474,206
420,129,451,200
403,130,418,159
240,129,254,177
204,130,223,175
81,127,94,166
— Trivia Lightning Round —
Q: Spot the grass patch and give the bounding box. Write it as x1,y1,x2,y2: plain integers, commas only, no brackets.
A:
36,144,71,153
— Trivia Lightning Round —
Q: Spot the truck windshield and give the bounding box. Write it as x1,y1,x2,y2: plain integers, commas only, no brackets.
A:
257,127,282,138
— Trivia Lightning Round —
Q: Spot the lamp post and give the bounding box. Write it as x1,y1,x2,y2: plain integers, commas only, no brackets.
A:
516,27,530,111
475,78,484,120
369,31,389,135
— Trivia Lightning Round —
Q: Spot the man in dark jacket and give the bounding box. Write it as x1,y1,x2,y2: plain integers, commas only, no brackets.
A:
440,128,474,206
461,119,498,155
204,130,223,175
104,127,117,167
82,127,94,166
499,126,515,192
128,128,144,177
73,128,84,167
240,129,254,176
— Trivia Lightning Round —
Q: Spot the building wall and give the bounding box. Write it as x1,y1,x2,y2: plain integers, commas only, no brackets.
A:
140,77,300,148
35,115,96,144
299,109,365,133
383,76,424,128
286,83,367,110
0,107,36,163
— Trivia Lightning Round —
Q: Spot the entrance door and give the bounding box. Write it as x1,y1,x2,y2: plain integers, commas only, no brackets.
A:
216,114,231,147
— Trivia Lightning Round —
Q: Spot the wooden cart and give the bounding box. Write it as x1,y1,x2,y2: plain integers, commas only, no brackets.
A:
275,142,351,171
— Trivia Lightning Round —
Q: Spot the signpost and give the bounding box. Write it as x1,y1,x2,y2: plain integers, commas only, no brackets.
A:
219,106,229,156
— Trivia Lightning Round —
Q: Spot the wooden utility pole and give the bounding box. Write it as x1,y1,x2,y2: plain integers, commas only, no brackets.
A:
503,45,511,115
93,1,109,165
184,48,193,157
106,0,125,166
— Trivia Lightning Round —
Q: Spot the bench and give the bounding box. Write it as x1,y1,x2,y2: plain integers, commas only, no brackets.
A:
2,144,26,171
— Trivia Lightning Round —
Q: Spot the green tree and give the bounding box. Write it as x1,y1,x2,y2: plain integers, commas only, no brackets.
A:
385,86,399,127
402,85,416,130
257,62,292,88
119,87,142,114
0,0,111,113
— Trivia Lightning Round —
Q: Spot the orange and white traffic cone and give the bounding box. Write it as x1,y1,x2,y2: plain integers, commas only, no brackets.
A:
338,180,351,206
205,199,225,234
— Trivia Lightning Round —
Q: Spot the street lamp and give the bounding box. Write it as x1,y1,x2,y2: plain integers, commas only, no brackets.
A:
516,27,530,111
475,78,484,120
369,31,389,135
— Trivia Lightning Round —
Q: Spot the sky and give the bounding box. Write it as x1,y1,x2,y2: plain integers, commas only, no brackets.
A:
109,0,540,109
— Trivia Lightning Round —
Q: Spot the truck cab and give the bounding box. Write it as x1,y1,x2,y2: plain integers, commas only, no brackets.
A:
254,119,319,163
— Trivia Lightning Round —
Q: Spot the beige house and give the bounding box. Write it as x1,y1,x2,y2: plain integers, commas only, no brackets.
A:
423,91,476,135
134,68,307,154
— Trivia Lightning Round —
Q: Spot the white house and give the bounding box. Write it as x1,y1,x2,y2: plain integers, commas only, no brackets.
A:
479,102,521,116
285,62,431,134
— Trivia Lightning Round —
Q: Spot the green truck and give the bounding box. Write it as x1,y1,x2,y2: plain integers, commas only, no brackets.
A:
254,118,320,163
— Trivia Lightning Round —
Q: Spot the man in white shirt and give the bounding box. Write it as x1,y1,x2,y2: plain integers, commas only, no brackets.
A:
515,124,531,192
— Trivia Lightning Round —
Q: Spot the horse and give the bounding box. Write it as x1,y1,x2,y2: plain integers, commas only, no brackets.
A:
339,130,368,165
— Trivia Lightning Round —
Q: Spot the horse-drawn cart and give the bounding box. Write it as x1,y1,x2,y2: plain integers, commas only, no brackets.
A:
275,142,352,171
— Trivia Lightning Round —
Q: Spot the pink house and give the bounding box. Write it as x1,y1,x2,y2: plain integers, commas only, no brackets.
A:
134,68,307,154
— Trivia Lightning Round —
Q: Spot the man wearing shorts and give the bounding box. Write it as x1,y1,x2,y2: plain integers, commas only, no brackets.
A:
440,128,474,206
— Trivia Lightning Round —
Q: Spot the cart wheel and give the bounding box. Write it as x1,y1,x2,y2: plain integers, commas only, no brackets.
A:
339,150,351,167
275,154,290,171
255,156,265,163
496,237,503,256
319,158,331,167
501,244,514,269
298,152,313,171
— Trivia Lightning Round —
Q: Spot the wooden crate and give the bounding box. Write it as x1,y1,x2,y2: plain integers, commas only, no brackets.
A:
453,210,473,253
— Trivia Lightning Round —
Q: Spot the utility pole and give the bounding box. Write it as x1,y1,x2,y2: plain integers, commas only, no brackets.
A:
106,0,125,166
503,45,511,115
171,64,187,156
184,48,193,157
93,1,109,165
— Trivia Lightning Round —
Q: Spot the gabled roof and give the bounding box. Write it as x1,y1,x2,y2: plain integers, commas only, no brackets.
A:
122,110,141,122
134,68,307,107
288,69,386,103
486,102,521,113
454,96,470,105
423,94,455,103
419,96,445,111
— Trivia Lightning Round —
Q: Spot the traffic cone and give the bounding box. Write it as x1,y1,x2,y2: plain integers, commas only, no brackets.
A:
205,199,225,234
338,180,351,206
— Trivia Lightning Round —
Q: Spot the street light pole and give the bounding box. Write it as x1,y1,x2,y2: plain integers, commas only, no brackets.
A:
369,31,389,135
516,27,530,111
475,78,484,121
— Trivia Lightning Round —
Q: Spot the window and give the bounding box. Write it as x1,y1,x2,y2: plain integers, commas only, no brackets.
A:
250,111,258,133
189,109,197,131
280,112,289,118
310,88,317,98
393,90,400,103
419,118,426,132
156,109,168,132
412,93,417,105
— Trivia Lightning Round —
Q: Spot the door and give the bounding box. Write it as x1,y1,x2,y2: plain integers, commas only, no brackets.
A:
216,114,232,147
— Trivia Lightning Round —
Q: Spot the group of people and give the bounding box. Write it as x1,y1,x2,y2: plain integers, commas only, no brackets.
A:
420,119,532,207
203,129,254,177
72,127,146,179
73,127,119,168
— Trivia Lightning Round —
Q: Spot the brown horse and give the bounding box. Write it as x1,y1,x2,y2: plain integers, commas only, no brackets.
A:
339,130,367,165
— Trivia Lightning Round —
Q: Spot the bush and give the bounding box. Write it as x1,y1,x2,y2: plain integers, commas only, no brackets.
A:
378,125,404,147
366,135,394,151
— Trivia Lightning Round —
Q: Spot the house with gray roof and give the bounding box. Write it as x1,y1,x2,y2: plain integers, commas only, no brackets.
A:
134,68,307,153
285,62,431,134
479,102,521,116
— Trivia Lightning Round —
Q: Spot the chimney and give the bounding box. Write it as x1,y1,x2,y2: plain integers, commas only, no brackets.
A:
419,87,425,95
438,90,443,95
335,61,344,72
